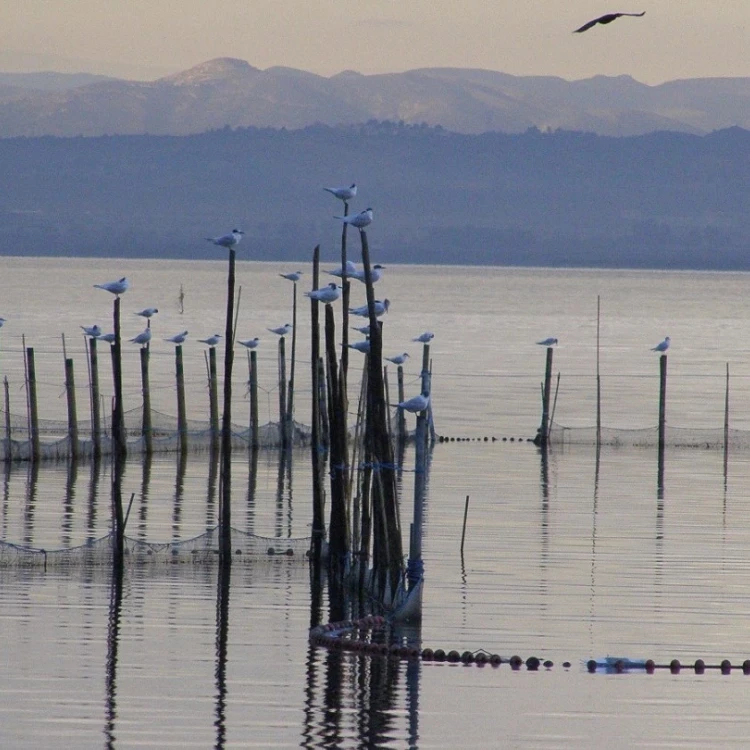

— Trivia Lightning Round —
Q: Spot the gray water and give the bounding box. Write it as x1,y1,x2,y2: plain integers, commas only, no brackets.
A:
3,259,750,748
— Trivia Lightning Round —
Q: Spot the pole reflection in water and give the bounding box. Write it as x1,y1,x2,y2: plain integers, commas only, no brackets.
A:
207,448,219,529
104,560,124,749
23,460,39,546
246,447,259,536
87,455,102,543
538,445,550,582
214,563,231,750
173,451,187,542
1,459,10,539
137,452,152,540
62,459,77,548
275,447,289,538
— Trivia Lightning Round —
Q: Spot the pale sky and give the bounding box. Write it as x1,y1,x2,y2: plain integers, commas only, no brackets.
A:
0,1,748,84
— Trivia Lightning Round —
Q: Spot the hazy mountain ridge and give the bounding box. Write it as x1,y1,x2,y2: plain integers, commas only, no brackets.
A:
3,58,750,137
1,123,749,270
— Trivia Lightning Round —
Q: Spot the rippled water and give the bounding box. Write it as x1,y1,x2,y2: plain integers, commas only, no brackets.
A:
4,259,750,748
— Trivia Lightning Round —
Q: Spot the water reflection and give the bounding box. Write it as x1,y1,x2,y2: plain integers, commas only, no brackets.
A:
62,460,76,548
214,564,230,750
137,452,152,540
173,451,187,541
23,460,39,546
87,456,101,542
246,447,258,535
104,563,124,749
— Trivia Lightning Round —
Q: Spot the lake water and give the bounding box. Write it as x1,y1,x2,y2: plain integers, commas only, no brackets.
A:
4,258,750,748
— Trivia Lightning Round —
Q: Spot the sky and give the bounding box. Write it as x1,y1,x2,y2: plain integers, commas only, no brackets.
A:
0,1,748,85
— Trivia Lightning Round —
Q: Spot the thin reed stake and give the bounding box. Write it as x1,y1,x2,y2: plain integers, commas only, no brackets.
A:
658,353,667,466
460,494,470,555
287,281,297,433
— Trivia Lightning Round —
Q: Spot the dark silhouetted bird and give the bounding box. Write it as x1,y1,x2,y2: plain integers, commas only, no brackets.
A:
573,11,645,33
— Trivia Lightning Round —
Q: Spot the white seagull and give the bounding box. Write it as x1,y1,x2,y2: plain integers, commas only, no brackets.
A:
353,264,385,283
352,324,371,335
328,260,358,278
347,340,371,353
199,334,222,347
412,332,434,343
165,331,188,344
238,337,260,349
206,229,244,249
323,183,357,202
651,336,671,352
268,324,292,337
349,298,390,318
0,318,6,327
136,307,159,318
94,277,129,296
397,393,430,413
305,282,341,303
537,337,558,346
97,332,116,344
280,271,303,282
130,328,152,346
81,324,102,338
334,208,373,229
386,352,410,365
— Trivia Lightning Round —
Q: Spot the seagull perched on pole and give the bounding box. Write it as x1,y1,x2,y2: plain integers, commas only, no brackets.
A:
268,324,292,337
323,183,357,202
328,260,358,279
135,307,159,319
81,324,102,338
130,328,152,346
412,332,434,343
199,334,222,347
352,324,371,336
279,271,303,282
205,229,244,249
651,336,670,353
165,331,188,344
573,11,645,33
397,392,430,414
97,332,116,344
305,282,341,303
385,353,410,365
347,340,371,353
238,337,260,349
334,208,373,229
353,264,385,283
537,337,558,346
94,277,129,297
349,299,390,318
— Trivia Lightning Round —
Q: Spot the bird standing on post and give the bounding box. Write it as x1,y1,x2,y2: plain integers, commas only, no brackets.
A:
130,328,152,347
651,336,670,352
94,277,129,297
323,184,357,202
206,229,244,249
349,299,390,318
305,283,341,303
335,208,373,229
165,331,188,344
199,334,222,347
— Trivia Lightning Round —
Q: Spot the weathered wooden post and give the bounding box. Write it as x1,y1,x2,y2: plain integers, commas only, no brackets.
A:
139,346,153,455
111,296,127,458
278,336,288,447
287,280,297,438
397,364,407,443
25,347,40,462
4,376,11,462
175,344,188,454
658,351,667,461
539,346,554,446
207,347,219,451
596,295,602,447
88,337,102,459
310,244,326,563
64,355,79,459
248,349,259,449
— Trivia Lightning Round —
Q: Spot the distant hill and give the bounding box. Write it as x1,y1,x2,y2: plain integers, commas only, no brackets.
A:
1,123,750,270
4,58,750,137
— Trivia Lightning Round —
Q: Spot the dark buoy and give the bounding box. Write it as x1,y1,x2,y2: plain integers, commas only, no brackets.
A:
694,659,705,674
645,659,656,674
670,659,681,674
509,655,523,670
587,659,597,673
526,656,540,671
721,659,732,674
743,660,750,675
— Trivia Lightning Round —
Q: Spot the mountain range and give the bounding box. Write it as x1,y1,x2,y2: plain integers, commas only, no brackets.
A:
3,57,750,138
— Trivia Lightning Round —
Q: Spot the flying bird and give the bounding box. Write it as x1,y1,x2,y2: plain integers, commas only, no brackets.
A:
135,307,159,318
165,331,188,344
268,324,293,337
651,336,670,353
328,260,358,278
206,229,244,249
305,282,341,303
349,299,390,318
323,183,357,202
347,340,371,353
238,337,260,349
81,324,102,338
199,334,222,347
397,393,430,414
412,332,434,343
334,208,373,229
537,337,558,346
130,328,152,346
94,277,129,296
97,332,116,344
385,353,410,365
280,271,303,282
353,264,385,283
573,11,645,33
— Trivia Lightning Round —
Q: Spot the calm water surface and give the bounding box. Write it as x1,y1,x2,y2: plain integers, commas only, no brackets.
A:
3,259,750,748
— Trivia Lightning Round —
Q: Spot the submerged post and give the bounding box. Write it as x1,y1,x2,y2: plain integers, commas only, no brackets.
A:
89,337,102,459
175,344,188,454
658,352,667,459
64,356,79,459
26,347,40,462
139,346,153,455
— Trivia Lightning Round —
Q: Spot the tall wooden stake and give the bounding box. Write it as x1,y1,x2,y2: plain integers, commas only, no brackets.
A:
278,336,288,447
89,337,101,459
64,356,79,460
208,347,219,451
139,346,153,455
175,344,188,454
309,245,325,563
658,352,667,470
249,350,259,449
111,296,127,458
26,347,40,462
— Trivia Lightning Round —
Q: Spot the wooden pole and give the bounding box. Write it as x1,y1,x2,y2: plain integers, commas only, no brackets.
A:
219,246,236,565
309,245,325,563
111,296,127,458
287,281,297,435
88,337,101,459
64,356,79,459
4,376,11,462
540,346,553,446
596,295,602,446
460,494,470,556
139,346,153,455
208,346,219,451
397,364,406,443
658,352,667,465
278,336,288,448
175,344,188,454
249,349,259,449
340,200,351,389
26,347,40,462
724,362,730,464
